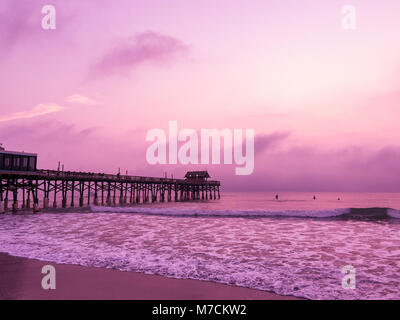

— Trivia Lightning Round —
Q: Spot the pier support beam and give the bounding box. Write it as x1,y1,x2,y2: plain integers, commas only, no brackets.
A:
62,181,67,208
101,182,104,205
119,183,124,206
71,181,75,207
43,197,49,209
0,201,4,214
11,183,18,213
79,180,84,207
130,184,134,204
107,183,111,206
167,186,172,202
113,182,116,206
12,190,18,213
53,180,57,208
136,186,140,203
12,201,18,213
94,182,99,206
22,183,26,209
87,182,91,206
33,201,39,213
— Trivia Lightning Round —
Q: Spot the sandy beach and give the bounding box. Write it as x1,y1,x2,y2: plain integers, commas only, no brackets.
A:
0,252,299,300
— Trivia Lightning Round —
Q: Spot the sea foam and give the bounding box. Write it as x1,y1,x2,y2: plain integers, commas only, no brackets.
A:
91,206,400,219
1,210,400,300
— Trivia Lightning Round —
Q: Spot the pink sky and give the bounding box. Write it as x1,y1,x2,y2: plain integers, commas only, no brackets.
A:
1,0,400,191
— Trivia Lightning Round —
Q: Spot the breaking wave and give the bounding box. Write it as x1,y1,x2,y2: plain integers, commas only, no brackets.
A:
387,209,400,219
90,206,400,219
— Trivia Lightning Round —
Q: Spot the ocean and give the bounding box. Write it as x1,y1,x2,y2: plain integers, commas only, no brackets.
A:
1,191,400,300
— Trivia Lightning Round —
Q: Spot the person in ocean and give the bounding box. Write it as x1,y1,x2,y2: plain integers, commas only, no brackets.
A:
275,194,279,200
313,195,316,200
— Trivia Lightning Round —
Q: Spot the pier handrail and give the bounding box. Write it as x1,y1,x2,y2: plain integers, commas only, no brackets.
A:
31,169,220,185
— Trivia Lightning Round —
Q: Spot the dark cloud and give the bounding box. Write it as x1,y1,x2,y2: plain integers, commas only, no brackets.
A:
0,119,98,169
254,132,290,155
242,145,400,192
91,31,190,77
0,119,95,145
0,0,38,49
0,118,148,173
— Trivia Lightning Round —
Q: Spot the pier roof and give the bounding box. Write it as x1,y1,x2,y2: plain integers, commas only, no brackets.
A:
0,149,37,157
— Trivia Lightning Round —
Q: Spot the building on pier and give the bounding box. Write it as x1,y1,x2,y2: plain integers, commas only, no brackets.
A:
184,171,210,181
0,146,37,172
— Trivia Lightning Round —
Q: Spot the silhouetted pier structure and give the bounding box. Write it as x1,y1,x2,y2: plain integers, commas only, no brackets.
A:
0,149,220,213
0,169,221,213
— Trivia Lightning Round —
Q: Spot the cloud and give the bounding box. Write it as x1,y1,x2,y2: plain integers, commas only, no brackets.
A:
66,94,99,105
91,31,189,76
0,119,99,169
0,119,146,172
0,0,39,50
0,104,64,122
254,132,291,154
0,119,93,144
243,145,400,192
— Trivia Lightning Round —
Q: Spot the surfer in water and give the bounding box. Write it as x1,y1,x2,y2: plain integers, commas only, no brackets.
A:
313,195,316,200
275,194,279,200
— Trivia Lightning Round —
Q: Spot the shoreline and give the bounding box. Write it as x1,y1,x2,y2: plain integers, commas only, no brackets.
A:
0,252,301,300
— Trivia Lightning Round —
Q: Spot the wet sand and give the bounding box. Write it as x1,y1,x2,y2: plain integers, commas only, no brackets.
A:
0,252,300,300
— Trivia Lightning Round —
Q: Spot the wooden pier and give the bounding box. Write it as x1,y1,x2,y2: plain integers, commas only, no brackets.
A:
0,169,221,213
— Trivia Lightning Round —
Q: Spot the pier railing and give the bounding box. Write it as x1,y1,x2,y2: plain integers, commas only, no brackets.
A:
33,169,220,185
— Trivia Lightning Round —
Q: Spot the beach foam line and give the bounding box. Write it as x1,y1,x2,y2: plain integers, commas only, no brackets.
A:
90,206,351,218
90,206,400,219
